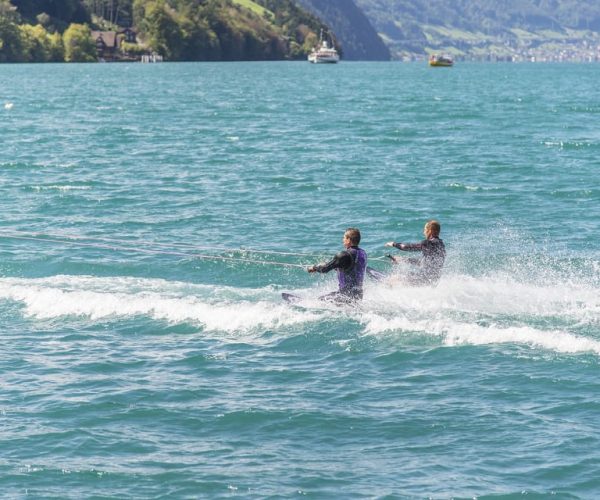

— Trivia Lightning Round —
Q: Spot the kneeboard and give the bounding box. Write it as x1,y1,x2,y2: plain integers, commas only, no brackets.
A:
281,292,302,304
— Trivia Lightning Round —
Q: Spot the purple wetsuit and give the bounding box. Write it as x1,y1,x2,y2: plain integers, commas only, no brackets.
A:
312,246,367,301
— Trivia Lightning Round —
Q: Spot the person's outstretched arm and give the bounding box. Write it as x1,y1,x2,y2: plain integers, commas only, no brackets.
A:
308,251,352,273
385,241,423,252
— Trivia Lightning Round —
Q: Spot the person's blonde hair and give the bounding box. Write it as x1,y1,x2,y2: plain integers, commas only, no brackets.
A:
424,220,441,238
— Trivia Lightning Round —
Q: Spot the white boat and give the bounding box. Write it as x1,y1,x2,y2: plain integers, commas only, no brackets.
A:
141,52,163,63
308,31,339,64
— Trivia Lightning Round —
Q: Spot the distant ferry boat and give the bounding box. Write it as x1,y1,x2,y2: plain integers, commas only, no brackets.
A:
308,30,339,64
429,54,453,67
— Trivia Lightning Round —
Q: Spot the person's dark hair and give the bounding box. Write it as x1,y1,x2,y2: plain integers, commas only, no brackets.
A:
345,227,361,245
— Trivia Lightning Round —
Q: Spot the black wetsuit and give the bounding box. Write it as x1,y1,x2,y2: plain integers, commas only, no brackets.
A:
312,246,367,302
393,237,445,285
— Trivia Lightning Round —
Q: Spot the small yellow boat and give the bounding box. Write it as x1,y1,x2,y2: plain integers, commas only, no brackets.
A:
429,54,453,67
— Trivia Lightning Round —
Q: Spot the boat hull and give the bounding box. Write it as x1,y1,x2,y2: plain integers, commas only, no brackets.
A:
429,55,453,67
308,55,339,64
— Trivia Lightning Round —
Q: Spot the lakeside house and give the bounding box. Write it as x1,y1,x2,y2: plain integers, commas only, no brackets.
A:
91,28,137,61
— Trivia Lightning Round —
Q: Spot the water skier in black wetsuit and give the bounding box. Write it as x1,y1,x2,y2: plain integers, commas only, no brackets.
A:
308,227,367,304
384,220,446,286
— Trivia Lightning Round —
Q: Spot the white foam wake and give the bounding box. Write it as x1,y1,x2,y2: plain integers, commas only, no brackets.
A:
0,276,327,339
0,273,598,355
361,272,600,355
363,273,599,319
361,313,600,355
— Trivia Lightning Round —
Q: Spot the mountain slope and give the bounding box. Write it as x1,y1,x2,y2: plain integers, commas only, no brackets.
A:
2,0,335,61
295,0,390,60
354,0,600,60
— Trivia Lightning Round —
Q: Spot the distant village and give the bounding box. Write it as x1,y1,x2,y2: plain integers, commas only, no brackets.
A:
407,38,600,63
499,40,600,63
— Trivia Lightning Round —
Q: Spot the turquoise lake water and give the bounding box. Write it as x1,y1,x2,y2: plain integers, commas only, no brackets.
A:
0,61,599,498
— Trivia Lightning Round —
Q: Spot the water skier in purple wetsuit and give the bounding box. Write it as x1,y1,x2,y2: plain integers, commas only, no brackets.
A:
308,227,367,303
385,220,446,286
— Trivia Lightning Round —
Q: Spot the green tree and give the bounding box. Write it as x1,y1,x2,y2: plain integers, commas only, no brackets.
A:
19,23,53,60
82,0,134,26
0,0,19,21
135,0,183,59
46,29,63,60
63,22,96,61
178,14,221,61
12,0,89,26
0,16,25,61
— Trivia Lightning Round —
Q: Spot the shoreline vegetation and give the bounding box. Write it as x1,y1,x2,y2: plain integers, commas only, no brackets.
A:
1,0,600,63
0,0,337,63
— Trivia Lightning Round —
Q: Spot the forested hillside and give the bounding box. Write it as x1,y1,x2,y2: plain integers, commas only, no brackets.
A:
5,0,599,63
355,0,600,60
0,0,333,62
295,0,390,60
